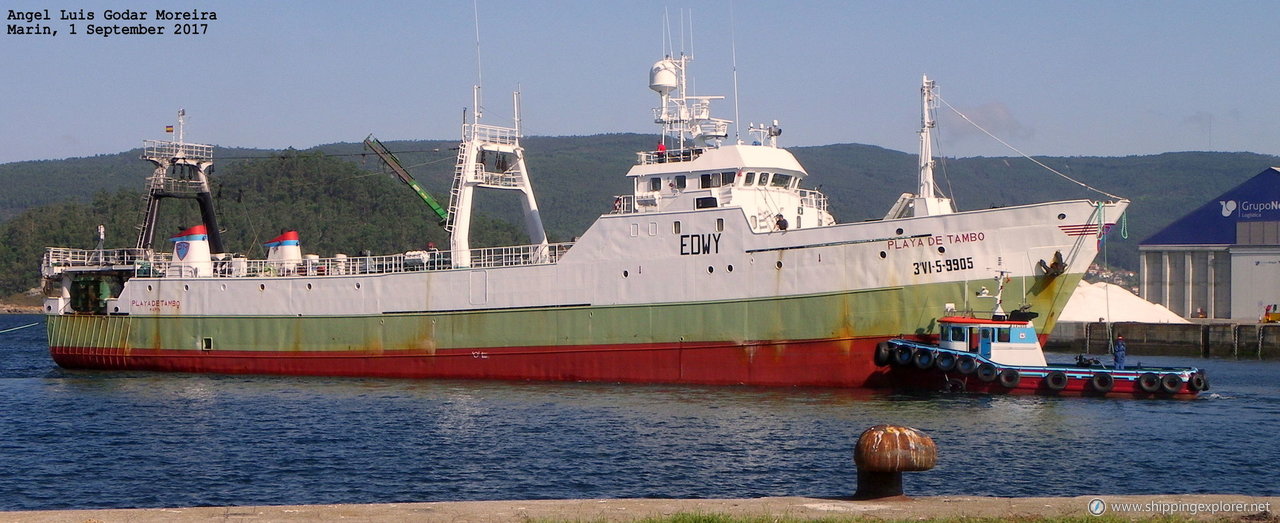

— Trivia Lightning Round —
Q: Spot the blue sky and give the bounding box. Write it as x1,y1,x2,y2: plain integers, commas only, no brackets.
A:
2,1,1277,164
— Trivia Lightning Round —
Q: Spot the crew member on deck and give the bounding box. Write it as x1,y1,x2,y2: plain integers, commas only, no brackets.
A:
775,214,789,231
1112,335,1127,370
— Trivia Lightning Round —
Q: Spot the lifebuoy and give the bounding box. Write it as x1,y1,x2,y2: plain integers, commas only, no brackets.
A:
1188,373,1206,391
1160,374,1184,394
998,368,1021,388
912,349,935,370
956,355,978,375
1090,372,1115,393
934,352,957,372
977,363,999,382
893,346,914,366
1137,372,1161,393
874,342,893,367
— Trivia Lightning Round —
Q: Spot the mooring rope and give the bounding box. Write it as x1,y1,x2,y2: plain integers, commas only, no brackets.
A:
0,322,39,335
936,96,1123,200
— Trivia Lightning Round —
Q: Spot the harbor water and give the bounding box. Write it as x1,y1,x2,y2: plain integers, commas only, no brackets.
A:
2,314,1278,511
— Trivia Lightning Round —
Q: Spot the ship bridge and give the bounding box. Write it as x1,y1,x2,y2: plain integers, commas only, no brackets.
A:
621,143,831,231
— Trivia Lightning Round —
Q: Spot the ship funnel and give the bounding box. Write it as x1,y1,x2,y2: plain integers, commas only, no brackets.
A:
168,224,213,277
264,230,302,275
649,59,678,95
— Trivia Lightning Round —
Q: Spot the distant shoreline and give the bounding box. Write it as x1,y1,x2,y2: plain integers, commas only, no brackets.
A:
1,304,41,314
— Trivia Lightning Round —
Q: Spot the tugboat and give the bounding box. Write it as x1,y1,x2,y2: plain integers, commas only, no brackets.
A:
875,273,1209,397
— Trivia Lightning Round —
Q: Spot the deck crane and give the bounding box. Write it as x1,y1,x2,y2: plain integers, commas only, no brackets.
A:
363,135,449,226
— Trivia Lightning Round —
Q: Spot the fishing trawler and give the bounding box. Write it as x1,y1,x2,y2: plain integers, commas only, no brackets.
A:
41,53,1128,387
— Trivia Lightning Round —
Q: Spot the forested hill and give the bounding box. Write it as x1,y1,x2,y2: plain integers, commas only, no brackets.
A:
0,134,1277,297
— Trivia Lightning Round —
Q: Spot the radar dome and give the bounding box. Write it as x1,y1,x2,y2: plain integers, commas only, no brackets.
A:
649,60,678,95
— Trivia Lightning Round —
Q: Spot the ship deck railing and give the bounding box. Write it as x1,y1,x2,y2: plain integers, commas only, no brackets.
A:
609,195,639,214
42,242,575,279
466,123,519,146
799,189,829,212
637,147,703,165
142,140,213,161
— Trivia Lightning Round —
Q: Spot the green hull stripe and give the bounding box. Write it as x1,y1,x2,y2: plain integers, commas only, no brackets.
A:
48,274,1082,353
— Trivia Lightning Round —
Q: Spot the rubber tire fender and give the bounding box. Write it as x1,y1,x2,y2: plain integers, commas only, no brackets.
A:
998,368,1021,388
1137,372,1161,393
893,345,914,366
934,352,957,373
943,378,966,394
956,355,978,375
1090,372,1115,393
874,342,893,367
1160,374,1184,394
976,362,999,383
1188,372,1207,391
912,349,935,370
1045,370,1069,391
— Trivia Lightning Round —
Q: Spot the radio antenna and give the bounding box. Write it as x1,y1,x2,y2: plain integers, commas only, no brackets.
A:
472,0,484,121
730,1,742,143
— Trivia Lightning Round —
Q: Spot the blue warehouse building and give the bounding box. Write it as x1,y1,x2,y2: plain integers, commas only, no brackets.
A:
1140,167,1280,320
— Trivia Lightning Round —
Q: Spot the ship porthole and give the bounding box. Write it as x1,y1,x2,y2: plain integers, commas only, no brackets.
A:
707,266,714,274
183,284,189,291
1057,213,1066,220
220,284,227,291
727,265,734,272
879,251,887,259
306,283,313,290
938,246,946,254
259,283,266,291
896,228,904,235
113,306,119,313
147,285,153,292
623,270,629,278
355,282,361,290
775,261,783,270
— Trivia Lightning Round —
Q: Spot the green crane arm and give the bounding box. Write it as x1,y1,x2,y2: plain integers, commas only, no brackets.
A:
363,135,449,225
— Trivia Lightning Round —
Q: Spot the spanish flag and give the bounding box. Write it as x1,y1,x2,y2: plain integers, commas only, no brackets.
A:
165,125,174,133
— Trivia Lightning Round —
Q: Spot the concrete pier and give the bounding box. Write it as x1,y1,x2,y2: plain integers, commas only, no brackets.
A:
1048,321,1280,360
3,495,1275,522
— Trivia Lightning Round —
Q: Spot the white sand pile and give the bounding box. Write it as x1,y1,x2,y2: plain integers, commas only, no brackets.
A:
1060,280,1189,323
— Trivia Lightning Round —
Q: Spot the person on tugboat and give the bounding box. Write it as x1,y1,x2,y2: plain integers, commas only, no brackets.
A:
1112,335,1127,370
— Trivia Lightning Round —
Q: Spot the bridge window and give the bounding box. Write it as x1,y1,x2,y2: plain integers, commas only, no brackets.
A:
648,178,661,192
757,173,771,186
744,172,756,185
771,173,793,188
950,326,965,342
700,174,714,188
675,175,687,189
997,328,1011,343
721,172,735,186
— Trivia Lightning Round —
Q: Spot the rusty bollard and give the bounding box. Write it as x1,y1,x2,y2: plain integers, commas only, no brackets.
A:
852,425,936,500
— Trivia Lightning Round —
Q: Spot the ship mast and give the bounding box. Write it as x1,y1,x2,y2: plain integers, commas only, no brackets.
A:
650,54,729,149
884,76,956,219
445,91,549,268
136,109,224,253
